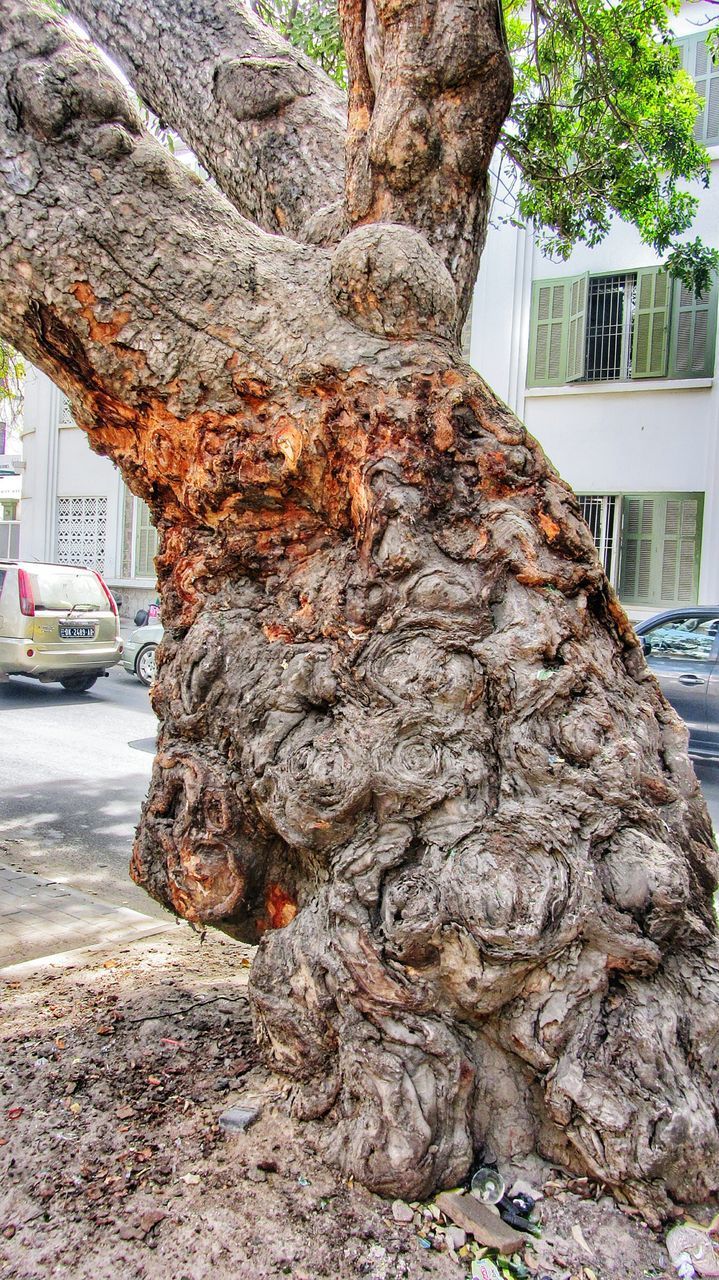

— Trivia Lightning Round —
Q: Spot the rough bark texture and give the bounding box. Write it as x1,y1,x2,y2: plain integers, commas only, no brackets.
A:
340,0,513,321
63,0,346,241
2,0,719,1224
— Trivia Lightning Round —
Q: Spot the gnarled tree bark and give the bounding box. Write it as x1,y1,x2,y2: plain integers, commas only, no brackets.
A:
1,0,719,1223
62,0,346,241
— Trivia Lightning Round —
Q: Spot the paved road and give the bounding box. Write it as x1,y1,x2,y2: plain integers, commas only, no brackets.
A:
0,663,168,920
1,662,718,924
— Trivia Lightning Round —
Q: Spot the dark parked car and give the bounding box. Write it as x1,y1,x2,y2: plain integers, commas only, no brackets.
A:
636,607,719,759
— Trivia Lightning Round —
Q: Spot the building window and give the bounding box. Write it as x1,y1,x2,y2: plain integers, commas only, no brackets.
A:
578,492,703,609
678,30,719,145
58,395,75,427
585,274,636,381
0,520,19,558
527,267,716,386
619,493,703,608
133,499,158,580
56,496,107,573
577,495,619,580
0,499,17,521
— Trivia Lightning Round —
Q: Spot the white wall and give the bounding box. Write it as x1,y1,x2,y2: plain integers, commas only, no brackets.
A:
20,367,124,574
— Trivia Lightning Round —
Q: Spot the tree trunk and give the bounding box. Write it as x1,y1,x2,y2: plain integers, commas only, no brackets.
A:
131,358,719,1218
2,0,719,1223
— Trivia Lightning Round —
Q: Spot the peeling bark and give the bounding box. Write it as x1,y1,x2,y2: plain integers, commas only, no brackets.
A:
2,0,719,1223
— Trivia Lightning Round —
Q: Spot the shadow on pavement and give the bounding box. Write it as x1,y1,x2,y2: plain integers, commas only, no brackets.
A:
0,773,167,919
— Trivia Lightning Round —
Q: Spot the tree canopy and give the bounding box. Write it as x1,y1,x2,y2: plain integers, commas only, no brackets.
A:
261,0,719,292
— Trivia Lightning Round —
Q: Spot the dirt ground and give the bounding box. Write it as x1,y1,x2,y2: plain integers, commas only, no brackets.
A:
0,926,704,1280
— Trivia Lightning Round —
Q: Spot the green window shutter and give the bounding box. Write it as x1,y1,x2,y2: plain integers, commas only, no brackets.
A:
631,268,669,378
133,499,158,579
619,493,703,607
679,31,719,144
527,279,570,386
566,273,588,382
668,277,718,378
619,496,655,604
660,496,702,605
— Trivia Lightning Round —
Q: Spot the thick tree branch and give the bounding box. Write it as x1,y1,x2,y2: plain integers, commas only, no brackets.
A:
62,0,347,240
0,0,346,519
339,0,514,321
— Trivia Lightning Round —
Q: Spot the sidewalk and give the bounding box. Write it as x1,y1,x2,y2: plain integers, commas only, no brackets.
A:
0,862,171,970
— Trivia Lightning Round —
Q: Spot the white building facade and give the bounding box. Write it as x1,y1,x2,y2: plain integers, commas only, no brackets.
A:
20,368,157,618
18,3,719,621
472,7,719,619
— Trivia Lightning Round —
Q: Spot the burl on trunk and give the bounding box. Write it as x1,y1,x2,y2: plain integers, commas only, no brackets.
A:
1,0,719,1223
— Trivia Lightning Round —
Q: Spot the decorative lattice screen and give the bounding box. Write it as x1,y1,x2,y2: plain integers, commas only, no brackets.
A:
58,396,75,427
56,496,107,573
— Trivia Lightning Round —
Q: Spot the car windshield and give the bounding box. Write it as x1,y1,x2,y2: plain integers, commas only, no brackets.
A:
28,568,107,612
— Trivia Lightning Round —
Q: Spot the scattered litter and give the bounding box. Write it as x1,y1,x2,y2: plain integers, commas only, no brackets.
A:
6,1107,23,1120
497,1194,540,1236
181,1173,201,1185
436,1191,526,1254
507,1191,535,1217
667,1222,719,1278
471,1261,503,1280
218,1103,262,1134
470,1166,506,1204
297,1175,310,1187
391,1199,414,1223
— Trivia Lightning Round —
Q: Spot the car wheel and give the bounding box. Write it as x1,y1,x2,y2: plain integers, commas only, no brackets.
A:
60,673,98,693
136,644,157,687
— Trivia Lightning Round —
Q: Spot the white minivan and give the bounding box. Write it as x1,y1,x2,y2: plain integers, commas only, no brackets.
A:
0,560,123,692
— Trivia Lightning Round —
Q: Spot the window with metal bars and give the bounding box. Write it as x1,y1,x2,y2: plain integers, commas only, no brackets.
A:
527,267,716,386
577,492,703,607
577,495,619,582
584,275,636,381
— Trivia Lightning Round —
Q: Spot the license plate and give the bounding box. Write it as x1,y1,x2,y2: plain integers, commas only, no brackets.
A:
59,625,96,640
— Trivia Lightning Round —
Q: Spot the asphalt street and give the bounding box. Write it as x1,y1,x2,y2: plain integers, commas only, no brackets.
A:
1,662,719,923
0,662,168,921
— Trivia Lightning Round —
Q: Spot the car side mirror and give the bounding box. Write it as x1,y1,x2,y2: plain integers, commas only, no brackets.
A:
641,637,652,656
